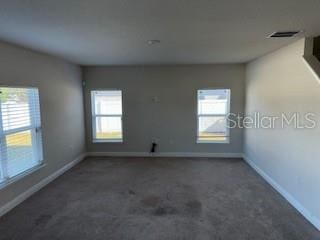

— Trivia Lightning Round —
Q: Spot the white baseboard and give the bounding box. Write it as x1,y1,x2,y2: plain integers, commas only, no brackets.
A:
243,154,320,231
0,153,86,218
86,151,243,158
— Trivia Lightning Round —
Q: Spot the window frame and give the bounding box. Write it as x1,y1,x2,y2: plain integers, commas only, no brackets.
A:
0,86,44,189
91,90,123,143
196,89,231,144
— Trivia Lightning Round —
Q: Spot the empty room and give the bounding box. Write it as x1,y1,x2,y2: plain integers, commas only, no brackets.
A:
0,0,319,239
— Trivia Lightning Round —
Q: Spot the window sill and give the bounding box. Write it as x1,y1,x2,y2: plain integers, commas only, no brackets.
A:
197,140,230,144
0,163,46,190
93,139,123,143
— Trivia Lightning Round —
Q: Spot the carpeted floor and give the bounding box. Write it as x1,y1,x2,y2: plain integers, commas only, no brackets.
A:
0,157,319,240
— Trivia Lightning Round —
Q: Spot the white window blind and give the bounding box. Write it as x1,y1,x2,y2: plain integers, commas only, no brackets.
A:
91,90,123,142
197,89,230,143
0,87,43,184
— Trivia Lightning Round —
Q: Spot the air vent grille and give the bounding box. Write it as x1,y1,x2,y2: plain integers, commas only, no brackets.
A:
269,31,301,38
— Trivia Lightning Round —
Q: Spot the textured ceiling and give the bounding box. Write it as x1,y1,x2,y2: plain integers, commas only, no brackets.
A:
0,0,319,65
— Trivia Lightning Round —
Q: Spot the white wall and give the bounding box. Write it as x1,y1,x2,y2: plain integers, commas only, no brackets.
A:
244,39,320,229
0,41,85,209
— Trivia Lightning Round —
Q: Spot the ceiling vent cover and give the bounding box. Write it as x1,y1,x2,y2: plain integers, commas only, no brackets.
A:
269,31,301,38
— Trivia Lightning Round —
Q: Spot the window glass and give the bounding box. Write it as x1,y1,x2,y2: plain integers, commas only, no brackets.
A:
91,90,123,142
197,89,230,143
0,87,43,184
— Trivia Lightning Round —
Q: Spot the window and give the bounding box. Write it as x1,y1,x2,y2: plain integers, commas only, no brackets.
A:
0,87,43,185
197,89,230,143
91,90,123,142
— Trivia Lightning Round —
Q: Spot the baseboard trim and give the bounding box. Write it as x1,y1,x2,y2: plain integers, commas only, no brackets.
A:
86,151,243,158
0,153,86,218
243,154,320,231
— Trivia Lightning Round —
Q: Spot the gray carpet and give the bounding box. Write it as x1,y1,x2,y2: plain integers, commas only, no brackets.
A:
0,157,319,240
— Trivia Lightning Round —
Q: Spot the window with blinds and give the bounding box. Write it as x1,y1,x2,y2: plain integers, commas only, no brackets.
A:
197,89,231,143
91,90,123,142
0,87,43,185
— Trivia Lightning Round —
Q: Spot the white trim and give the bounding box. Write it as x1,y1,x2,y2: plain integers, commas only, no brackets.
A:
0,101,6,180
0,153,86,218
197,138,230,144
2,126,33,135
93,139,123,143
0,164,45,190
243,154,320,231
87,151,243,158
92,114,121,117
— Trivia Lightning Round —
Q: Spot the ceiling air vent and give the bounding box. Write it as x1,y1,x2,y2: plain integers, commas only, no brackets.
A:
269,31,301,38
